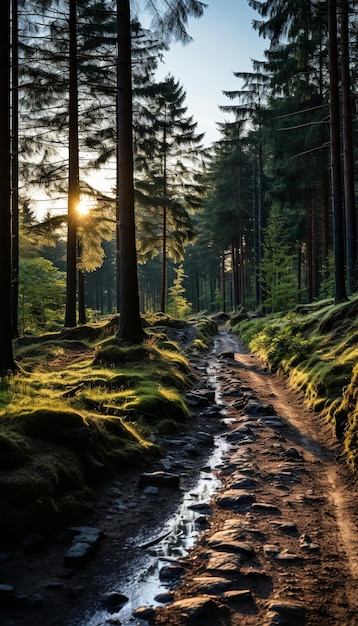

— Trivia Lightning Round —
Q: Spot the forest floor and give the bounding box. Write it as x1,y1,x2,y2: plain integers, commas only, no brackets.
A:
2,329,358,625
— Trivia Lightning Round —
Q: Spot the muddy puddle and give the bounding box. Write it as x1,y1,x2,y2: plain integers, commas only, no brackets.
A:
76,427,229,626
74,334,243,626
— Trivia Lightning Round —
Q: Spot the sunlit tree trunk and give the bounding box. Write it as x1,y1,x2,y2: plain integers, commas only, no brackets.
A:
0,0,15,373
65,0,79,328
11,0,19,338
116,0,145,343
328,0,347,303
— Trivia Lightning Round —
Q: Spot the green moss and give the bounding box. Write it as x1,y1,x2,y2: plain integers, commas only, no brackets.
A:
232,295,358,471
0,316,198,536
9,408,87,444
0,432,33,468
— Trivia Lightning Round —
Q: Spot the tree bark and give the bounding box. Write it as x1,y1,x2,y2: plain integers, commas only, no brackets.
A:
65,0,79,328
116,0,145,343
328,0,347,303
0,0,15,373
11,0,19,338
339,0,356,293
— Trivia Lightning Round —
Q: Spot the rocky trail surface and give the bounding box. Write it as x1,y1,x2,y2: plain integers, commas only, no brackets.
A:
1,330,358,625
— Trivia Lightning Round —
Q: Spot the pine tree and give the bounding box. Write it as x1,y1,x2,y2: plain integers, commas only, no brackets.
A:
0,0,16,373
116,0,206,341
135,74,204,313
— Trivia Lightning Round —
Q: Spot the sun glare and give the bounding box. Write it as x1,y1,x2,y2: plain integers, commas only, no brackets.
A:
77,199,92,217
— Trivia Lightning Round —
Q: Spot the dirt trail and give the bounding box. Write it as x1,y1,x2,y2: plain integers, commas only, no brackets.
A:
2,329,358,626
154,330,358,625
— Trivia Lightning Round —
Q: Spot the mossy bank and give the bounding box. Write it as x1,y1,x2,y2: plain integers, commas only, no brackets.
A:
0,315,216,539
232,296,358,472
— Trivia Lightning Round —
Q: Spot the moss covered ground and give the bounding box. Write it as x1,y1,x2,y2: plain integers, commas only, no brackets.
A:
0,315,215,538
232,296,358,472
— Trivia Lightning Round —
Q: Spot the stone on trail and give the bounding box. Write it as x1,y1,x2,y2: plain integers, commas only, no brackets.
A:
266,600,307,625
264,544,281,557
251,502,281,515
159,564,186,582
188,502,212,515
99,590,128,610
64,526,104,567
299,534,320,552
275,549,300,562
133,605,156,621
138,471,180,489
271,521,299,535
206,551,243,574
158,595,219,623
207,530,254,556
223,589,253,602
245,401,275,416
226,426,255,442
192,576,233,595
217,489,256,511
229,476,257,489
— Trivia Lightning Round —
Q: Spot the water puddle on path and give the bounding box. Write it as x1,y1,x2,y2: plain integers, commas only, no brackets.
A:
77,426,229,626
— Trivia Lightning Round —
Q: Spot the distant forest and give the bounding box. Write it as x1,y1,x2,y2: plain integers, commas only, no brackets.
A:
0,0,357,370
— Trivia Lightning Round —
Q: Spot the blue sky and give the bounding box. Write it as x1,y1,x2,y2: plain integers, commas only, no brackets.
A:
155,0,267,145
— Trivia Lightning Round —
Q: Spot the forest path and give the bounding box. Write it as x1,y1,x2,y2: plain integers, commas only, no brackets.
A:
2,328,358,626
154,329,358,625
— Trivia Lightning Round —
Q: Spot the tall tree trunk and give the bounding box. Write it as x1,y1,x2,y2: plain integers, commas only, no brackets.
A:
160,117,168,313
0,0,15,373
306,200,313,303
160,205,167,312
11,0,19,338
328,0,347,303
65,0,79,327
78,267,86,324
116,0,145,343
340,0,356,293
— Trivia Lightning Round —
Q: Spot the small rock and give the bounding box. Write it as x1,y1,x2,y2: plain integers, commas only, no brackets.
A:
64,541,96,567
266,601,307,625
264,544,280,557
299,534,320,551
284,447,302,459
217,490,255,511
230,476,257,489
188,502,211,515
139,471,180,489
192,576,232,595
160,595,218,622
251,502,281,515
154,591,175,604
100,591,128,610
245,402,275,416
275,549,300,562
133,606,156,621
195,515,210,529
223,589,252,601
159,564,186,582
208,535,254,557
206,551,243,573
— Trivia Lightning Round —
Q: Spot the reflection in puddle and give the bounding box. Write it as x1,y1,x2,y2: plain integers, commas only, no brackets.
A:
77,436,228,626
